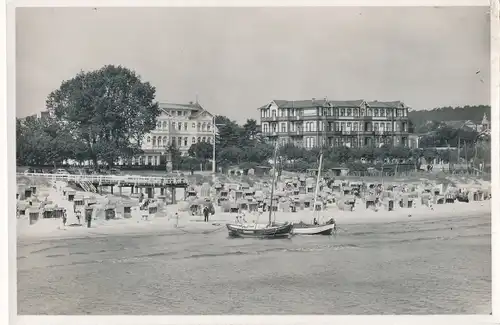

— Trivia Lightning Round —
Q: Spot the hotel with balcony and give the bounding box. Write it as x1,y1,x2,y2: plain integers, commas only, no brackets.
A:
119,101,216,167
259,98,413,149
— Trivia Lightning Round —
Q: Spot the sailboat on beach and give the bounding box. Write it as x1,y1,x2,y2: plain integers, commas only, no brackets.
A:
292,151,336,236
226,142,293,239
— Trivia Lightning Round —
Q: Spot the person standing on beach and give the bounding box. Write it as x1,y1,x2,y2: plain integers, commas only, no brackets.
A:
203,206,210,222
85,210,92,228
62,210,67,226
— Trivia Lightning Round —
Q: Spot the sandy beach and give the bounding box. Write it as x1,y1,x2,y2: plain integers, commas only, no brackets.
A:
16,175,491,314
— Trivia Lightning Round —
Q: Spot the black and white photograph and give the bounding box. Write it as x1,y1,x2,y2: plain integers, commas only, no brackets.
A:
12,2,494,318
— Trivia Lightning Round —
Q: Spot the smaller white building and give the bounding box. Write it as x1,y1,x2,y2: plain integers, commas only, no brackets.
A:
117,101,216,167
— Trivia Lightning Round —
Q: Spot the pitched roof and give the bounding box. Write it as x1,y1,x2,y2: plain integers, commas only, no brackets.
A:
258,99,405,109
366,100,404,108
159,101,203,111
328,100,364,107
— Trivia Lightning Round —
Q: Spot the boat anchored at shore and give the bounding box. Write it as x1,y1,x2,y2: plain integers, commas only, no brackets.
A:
226,142,293,239
291,152,336,236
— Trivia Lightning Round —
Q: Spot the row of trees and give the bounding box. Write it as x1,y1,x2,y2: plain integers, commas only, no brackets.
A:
16,64,491,172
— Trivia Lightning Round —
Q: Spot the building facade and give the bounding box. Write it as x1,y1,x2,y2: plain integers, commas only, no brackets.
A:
119,101,216,167
259,98,413,149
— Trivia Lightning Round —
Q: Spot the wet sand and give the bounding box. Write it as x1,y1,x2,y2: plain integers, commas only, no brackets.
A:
17,205,491,314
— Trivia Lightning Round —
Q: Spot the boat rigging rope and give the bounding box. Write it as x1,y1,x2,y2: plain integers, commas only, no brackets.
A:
174,224,227,235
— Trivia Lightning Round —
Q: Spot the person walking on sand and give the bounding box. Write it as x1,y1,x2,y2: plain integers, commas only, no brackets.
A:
203,205,210,222
62,210,67,227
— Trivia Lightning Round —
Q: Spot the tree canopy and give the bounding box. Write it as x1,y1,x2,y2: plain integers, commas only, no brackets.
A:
45,65,160,167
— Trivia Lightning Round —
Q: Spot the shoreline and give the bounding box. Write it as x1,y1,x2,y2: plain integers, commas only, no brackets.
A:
17,200,491,243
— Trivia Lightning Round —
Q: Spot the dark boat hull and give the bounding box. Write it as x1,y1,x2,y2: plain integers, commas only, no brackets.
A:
226,222,293,239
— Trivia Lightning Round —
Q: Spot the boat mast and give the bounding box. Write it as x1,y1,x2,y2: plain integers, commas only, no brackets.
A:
312,151,324,223
268,141,279,225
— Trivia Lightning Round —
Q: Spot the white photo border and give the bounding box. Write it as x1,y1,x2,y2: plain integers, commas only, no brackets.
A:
2,0,498,325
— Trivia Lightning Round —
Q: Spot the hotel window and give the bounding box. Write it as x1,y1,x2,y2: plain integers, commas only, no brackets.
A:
183,111,187,116
334,138,339,147
374,109,379,117
386,109,391,117
177,137,182,146
184,123,188,130
354,108,359,116
147,136,151,143
184,137,188,146
197,123,201,131
202,137,206,142
353,123,358,131
192,123,196,129
386,122,392,131
341,122,346,131
280,109,285,117
261,110,265,118
156,122,161,129
281,123,286,133
152,136,156,146
347,122,351,130
163,121,167,129
340,108,345,117
374,123,379,131
380,109,385,117
263,124,268,133
192,137,196,144
360,108,366,116
347,108,352,117
202,123,206,131
178,122,182,130
177,111,182,116
353,138,358,147
335,122,340,131
367,108,372,116
272,110,276,117
207,124,211,131
163,136,167,145
158,137,162,146
197,137,201,143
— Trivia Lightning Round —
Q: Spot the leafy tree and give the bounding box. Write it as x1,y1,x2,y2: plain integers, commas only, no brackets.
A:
188,141,213,170
166,142,182,170
45,65,160,168
188,142,213,161
409,105,490,132
243,119,259,140
16,116,80,166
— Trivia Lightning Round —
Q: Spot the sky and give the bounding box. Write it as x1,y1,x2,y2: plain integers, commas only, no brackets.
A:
16,6,491,123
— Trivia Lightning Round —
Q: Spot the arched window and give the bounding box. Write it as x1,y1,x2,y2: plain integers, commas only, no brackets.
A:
184,137,188,146
202,137,206,142
353,108,359,116
163,136,167,145
202,123,206,131
152,136,157,147
197,137,201,143
163,121,167,129
147,136,151,143
192,137,196,144
360,108,366,116
367,108,372,116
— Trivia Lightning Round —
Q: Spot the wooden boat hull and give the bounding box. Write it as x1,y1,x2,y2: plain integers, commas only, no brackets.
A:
226,222,293,239
292,223,335,235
